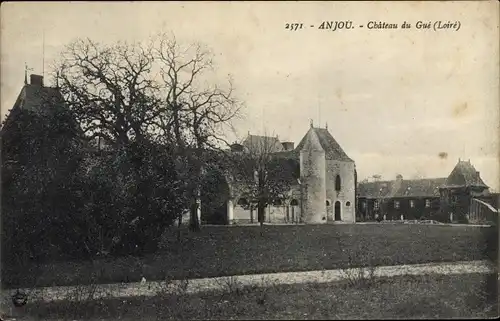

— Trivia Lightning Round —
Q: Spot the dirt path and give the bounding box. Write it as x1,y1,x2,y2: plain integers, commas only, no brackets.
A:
1,260,496,306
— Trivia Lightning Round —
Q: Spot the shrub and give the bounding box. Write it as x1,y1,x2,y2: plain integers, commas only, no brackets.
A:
155,274,191,319
335,236,377,288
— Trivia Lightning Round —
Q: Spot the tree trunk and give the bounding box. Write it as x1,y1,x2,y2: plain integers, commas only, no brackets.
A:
187,148,202,232
177,214,183,242
257,204,265,224
189,199,201,232
258,201,266,232
258,205,264,236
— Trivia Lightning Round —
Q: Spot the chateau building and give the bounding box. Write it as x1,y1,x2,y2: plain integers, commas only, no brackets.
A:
357,159,498,224
357,175,445,221
1,74,64,135
4,74,497,226
224,122,357,224
439,159,497,224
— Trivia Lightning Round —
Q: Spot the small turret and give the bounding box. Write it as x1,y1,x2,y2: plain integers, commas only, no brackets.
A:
299,127,327,223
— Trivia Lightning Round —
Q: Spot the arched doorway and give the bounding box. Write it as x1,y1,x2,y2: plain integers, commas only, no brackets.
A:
334,201,341,221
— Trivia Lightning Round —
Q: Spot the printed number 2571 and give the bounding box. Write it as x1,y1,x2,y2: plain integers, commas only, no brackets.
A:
285,23,303,31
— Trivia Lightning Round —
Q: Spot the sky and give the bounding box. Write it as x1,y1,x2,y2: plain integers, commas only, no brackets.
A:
1,2,499,190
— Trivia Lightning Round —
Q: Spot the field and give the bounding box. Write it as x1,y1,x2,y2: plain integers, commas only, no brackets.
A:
12,273,499,320
3,223,497,289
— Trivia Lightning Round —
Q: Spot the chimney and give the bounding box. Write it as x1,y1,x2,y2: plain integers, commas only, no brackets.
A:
281,142,295,151
476,171,480,178
30,74,44,87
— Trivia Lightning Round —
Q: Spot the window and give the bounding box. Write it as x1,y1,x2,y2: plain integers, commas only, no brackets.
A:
335,175,341,191
374,200,379,210
394,200,400,209
346,201,351,207
238,198,248,206
290,199,299,206
410,200,415,208
425,199,431,208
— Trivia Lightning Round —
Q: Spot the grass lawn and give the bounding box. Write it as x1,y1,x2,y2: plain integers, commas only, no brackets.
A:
3,223,497,289
12,273,499,320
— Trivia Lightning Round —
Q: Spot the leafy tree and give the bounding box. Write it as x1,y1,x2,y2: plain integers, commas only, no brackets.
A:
55,35,242,232
1,104,85,286
80,141,187,256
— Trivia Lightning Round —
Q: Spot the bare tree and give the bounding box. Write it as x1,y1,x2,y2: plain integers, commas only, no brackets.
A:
231,132,297,228
54,35,242,232
55,38,161,147
154,35,241,231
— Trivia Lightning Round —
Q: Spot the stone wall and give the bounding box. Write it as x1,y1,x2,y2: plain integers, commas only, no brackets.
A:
231,204,303,224
300,149,327,223
325,160,356,223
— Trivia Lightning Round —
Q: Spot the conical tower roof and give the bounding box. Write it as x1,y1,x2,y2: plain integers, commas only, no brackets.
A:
295,126,353,161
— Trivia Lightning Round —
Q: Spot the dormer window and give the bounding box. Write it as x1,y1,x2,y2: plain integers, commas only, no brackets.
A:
335,175,341,191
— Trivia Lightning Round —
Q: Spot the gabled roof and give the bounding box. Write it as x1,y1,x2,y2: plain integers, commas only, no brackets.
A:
443,160,488,188
12,84,64,113
1,79,65,136
295,127,353,162
358,177,447,198
0,75,88,145
242,134,283,154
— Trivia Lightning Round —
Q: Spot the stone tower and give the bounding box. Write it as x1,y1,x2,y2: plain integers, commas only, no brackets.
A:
297,123,356,224
299,124,327,223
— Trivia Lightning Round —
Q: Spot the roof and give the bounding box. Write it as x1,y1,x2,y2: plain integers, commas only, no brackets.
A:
358,177,447,198
1,80,65,136
13,84,64,112
295,127,353,162
242,134,283,154
233,155,300,186
443,160,488,188
0,76,89,145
